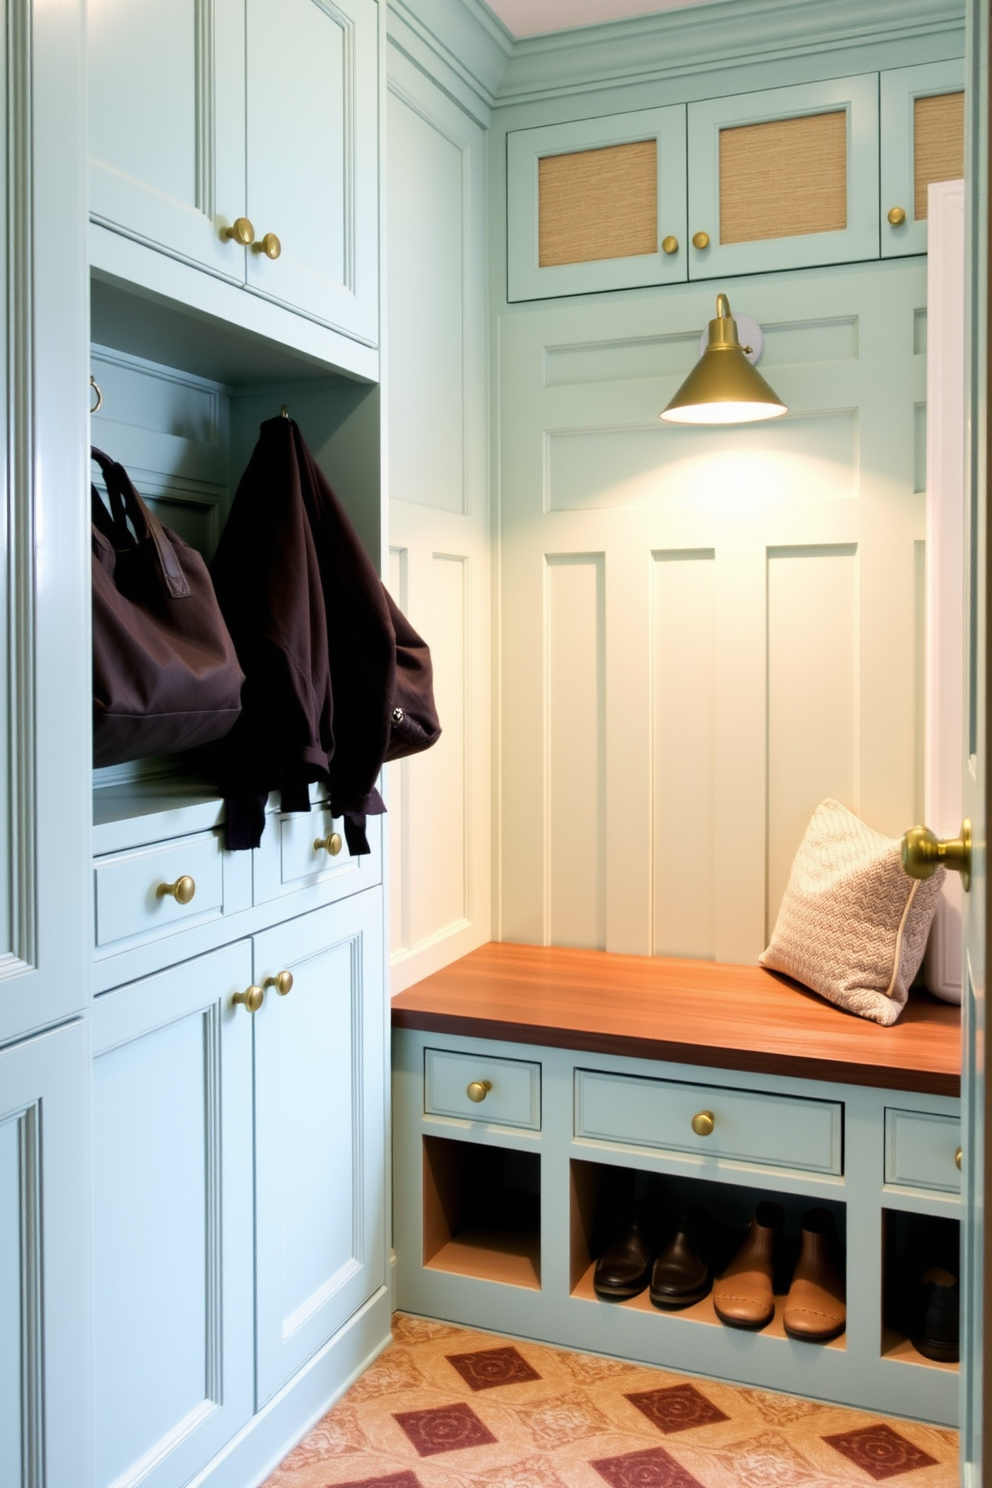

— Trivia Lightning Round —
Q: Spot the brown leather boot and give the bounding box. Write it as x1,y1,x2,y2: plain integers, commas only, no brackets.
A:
783,1207,846,1343
713,1201,783,1329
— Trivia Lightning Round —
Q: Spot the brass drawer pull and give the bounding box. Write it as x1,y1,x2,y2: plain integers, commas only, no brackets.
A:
157,875,196,905
691,1110,715,1137
956,1147,963,1171
232,984,264,1014
692,230,710,250
467,1080,492,1103
887,206,907,226
264,970,294,997
223,216,255,246
252,231,282,259
662,235,679,255
314,832,343,857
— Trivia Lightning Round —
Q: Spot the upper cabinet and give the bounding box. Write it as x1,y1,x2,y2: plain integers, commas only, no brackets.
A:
881,60,965,259
88,0,379,345
685,74,879,280
507,63,964,303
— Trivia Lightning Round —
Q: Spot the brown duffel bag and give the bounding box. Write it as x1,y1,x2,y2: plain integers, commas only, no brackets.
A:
91,447,243,767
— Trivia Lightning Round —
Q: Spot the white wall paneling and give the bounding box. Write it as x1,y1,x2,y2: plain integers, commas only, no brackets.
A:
386,40,491,991
499,259,926,959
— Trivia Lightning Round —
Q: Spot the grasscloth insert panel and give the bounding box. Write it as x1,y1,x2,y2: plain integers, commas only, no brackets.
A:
719,111,847,244
539,140,657,267
914,92,964,219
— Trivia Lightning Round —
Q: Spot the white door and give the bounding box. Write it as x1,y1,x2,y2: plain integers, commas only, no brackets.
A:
253,890,385,1406
87,0,247,281
244,0,379,342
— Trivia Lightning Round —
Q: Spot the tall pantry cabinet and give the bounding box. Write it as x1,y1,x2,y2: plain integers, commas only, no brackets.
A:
3,4,396,1488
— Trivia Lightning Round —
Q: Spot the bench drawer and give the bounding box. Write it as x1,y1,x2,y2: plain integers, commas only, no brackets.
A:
885,1108,962,1194
252,803,381,907
574,1069,843,1174
95,831,225,949
425,1049,541,1130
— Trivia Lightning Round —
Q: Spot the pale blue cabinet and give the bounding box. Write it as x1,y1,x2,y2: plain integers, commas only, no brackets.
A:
91,944,255,1488
0,1023,92,1488
88,0,380,343
686,74,880,280
254,889,385,1405
880,59,966,258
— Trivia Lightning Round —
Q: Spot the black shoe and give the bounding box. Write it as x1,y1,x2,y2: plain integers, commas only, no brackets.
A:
594,1211,652,1300
649,1210,712,1309
911,1266,959,1363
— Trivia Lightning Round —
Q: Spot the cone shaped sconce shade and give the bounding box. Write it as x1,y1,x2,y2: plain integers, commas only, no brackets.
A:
660,294,787,424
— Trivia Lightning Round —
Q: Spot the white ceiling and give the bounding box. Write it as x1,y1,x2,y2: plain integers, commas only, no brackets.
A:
485,0,714,39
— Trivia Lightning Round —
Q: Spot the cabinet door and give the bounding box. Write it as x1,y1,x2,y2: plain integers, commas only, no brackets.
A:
244,0,379,342
687,74,879,279
880,60,965,258
88,0,247,281
0,1023,91,1488
91,944,254,1488
253,889,385,1406
507,107,688,302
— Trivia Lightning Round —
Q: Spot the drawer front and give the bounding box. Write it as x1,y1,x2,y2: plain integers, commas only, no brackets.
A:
252,805,382,907
575,1069,842,1174
885,1108,962,1194
425,1049,541,1130
95,831,225,949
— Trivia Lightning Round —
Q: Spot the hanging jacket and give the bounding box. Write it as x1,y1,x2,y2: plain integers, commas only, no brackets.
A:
209,416,441,853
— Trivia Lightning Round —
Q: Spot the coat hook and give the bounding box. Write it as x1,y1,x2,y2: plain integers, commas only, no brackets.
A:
90,375,103,415
280,404,289,418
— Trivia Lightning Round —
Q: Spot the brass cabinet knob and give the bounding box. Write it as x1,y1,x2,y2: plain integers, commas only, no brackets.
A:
956,1147,963,1171
887,206,907,226
157,875,196,905
692,231,710,250
252,232,281,260
901,820,972,892
661,235,679,255
314,832,343,856
223,216,255,246
264,970,294,997
232,984,264,1014
466,1079,492,1103
691,1110,715,1136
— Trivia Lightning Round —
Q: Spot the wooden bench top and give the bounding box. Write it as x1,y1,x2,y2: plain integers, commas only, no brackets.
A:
391,943,962,1097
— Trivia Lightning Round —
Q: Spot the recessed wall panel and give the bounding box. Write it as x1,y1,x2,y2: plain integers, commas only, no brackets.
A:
766,545,859,938
407,555,468,947
652,551,716,959
387,92,464,513
547,555,604,949
0,1117,22,1488
547,412,857,512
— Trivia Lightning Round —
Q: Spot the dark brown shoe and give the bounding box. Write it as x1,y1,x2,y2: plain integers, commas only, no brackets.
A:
783,1208,846,1343
649,1211,712,1309
594,1212,651,1300
713,1201,783,1329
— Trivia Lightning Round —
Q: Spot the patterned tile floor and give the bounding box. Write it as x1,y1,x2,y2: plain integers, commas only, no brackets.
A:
261,1315,958,1488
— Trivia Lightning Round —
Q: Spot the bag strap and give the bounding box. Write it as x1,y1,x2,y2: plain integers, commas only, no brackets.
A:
91,447,191,599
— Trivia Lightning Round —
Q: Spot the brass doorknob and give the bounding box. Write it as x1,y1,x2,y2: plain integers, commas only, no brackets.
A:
314,832,343,856
466,1080,492,1103
252,232,281,259
662,235,679,255
956,1147,963,1171
691,1110,715,1136
692,231,710,250
901,820,972,892
887,206,907,226
223,216,255,246
264,970,294,997
232,984,264,1014
157,875,196,905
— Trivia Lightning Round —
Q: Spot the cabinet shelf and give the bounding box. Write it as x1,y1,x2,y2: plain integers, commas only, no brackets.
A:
882,1328,959,1373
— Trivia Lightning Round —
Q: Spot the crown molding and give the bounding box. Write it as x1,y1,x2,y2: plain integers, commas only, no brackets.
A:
388,0,512,115
494,0,965,105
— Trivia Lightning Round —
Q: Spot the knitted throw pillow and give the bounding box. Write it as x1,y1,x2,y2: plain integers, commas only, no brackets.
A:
759,798,945,1027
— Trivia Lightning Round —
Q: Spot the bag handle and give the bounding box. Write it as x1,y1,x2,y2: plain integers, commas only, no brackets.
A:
91,447,191,599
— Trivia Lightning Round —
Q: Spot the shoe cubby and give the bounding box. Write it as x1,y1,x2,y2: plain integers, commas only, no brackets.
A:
570,1159,847,1348
423,1136,541,1290
881,1209,960,1371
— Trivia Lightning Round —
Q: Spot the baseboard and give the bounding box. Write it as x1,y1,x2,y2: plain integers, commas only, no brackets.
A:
187,1287,392,1488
